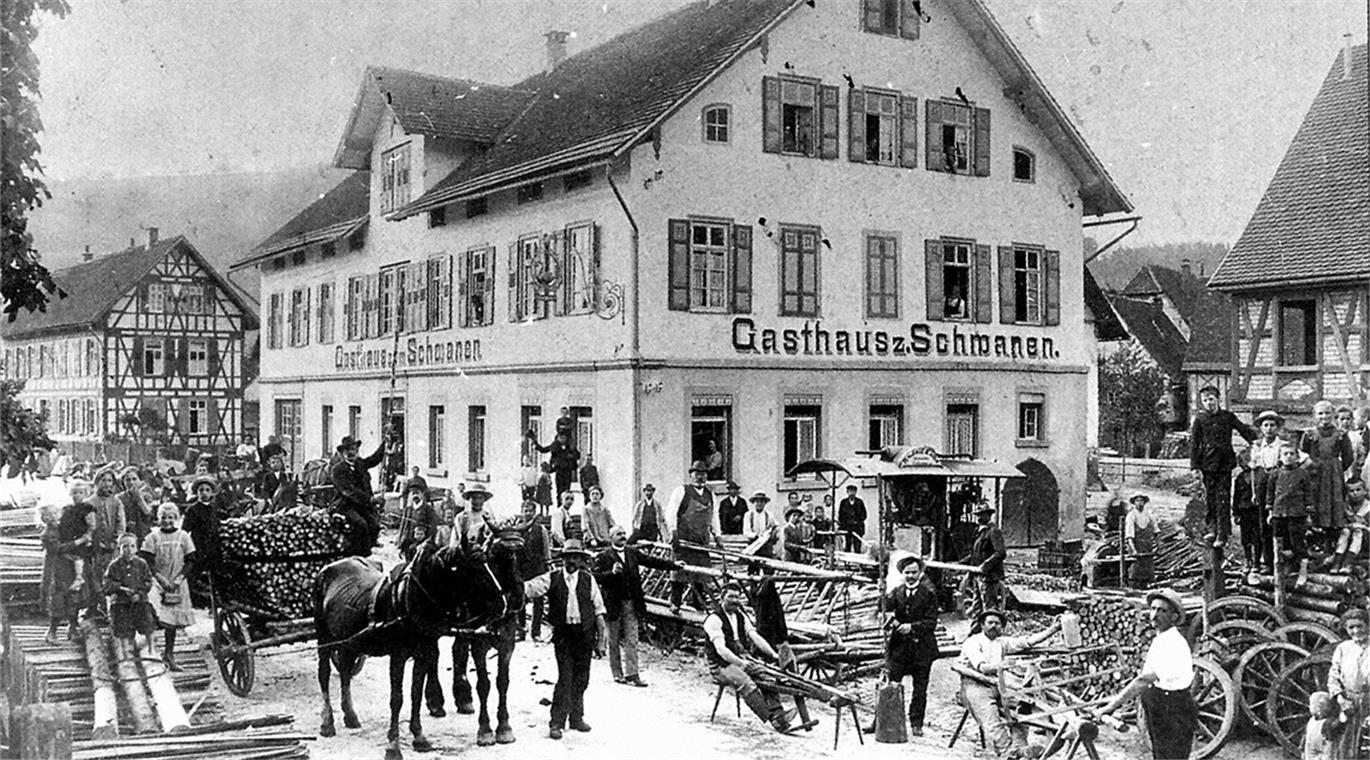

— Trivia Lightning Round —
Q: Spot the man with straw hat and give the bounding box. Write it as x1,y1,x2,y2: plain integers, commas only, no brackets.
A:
523,538,607,740
1100,588,1196,758
1124,494,1157,588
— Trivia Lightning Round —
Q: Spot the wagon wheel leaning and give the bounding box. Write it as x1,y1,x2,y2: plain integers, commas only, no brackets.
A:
1264,651,1332,758
1231,640,1308,733
1203,596,1285,631
1200,620,1276,668
214,609,256,697
1271,621,1340,655
1188,657,1238,760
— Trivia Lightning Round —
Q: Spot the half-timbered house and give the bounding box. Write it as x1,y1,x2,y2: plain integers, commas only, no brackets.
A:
1,231,257,452
1207,41,1368,419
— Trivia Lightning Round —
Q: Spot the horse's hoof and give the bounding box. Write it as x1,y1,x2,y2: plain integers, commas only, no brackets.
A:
344,714,361,729
477,730,496,747
384,747,403,760
495,727,516,744
320,724,336,738
456,703,475,715
428,707,446,718
412,736,434,753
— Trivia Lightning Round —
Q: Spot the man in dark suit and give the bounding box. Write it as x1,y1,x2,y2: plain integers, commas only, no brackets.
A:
591,525,675,687
329,435,391,555
1189,385,1256,547
884,554,940,737
837,485,867,552
523,539,607,740
718,481,747,536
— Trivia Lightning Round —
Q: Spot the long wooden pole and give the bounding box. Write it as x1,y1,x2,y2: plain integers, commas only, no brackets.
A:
111,637,159,734
79,622,118,740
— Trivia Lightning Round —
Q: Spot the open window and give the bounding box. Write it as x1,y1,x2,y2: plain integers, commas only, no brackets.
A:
1278,299,1317,366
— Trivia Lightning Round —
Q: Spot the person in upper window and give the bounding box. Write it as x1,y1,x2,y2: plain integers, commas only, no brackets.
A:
1189,385,1256,548
944,284,969,319
1100,589,1197,760
702,439,725,481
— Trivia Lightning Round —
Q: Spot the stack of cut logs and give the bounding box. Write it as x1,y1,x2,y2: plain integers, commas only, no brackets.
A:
220,511,348,558
1241,572,1369,629
1094,519,1240,590
218,511,349,620
1067,594,1154,669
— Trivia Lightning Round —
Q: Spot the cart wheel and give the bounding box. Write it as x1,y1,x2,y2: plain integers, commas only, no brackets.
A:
1188,657,1238,760
1231,641,1308,733
1264,652,1332,758
1271,621,1339,655
1203,596,1285,631
215,610,256,697
801,660,837,685
1200,620,1275,667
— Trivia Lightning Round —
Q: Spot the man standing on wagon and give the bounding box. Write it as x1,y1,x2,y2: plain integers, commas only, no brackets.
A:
330,435,393,555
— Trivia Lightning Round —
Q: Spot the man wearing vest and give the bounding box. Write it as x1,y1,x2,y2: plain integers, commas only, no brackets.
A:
664,460,724,612
704,581,794,732
523,539,607,740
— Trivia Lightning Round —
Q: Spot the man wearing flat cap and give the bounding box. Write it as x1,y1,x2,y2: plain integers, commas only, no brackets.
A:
329,435,394,556
664,461,723,611
885,554,940,736
959,501,1006,632
629,484,671,544
958,609,1061,754
718,481,747,536
1101,588,1195,759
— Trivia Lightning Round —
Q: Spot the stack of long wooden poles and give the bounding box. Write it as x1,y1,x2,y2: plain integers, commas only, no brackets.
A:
1092,520,1240,590
1241,572,1368,628
71,716,313,760
0,538,47,612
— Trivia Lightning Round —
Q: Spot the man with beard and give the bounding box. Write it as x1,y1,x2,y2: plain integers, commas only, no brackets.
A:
523,539,608,740
702,581,794,733
329,435,392,555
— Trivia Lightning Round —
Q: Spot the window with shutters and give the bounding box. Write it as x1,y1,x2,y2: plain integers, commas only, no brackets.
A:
562,171,592,193
468,405,486,473
927,100,990,176
187,400,207,434
348,405,361,440
780,226,820,317
318,282,336,343
345,276,364,340
289,287,310,346
274,399,303,470
669,219,751,315
783,403,822,475
380,143,410,213
690,222,730,312
865,234,899,318
763,77,838,159
862,0,921,38
378,267,400,336
267,293,283,348
144,341,165,376
940,103,971,173
1013,146,1035,182
1278,299,1317,366
516,235,547,321
868,404,904,449
363,273,380,338
188,340,208,375
942,241,972,320
565,223,598,315
466,198,487,218
781,80,816,156
1014,248,1043,324
147,282,168,313
426,255,450,330
1017,391,1046,444
429,405,445,468
861,91,897,164
702,104,730,143
461,247,495,327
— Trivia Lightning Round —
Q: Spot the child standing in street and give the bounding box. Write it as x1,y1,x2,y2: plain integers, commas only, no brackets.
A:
142,503,196,671
103,533,157,652
1268,443,1314,586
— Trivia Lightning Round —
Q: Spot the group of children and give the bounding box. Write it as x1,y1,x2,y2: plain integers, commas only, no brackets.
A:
1230,399,1370,578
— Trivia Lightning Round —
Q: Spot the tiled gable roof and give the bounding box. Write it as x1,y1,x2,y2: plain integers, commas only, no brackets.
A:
1107,294,1188,377
1208,44,1369,289
370,67,535,144
1182,287,1233,370
1121,265,1204,325
233,172,370,270
1085,268,1128,341
1,237,257,340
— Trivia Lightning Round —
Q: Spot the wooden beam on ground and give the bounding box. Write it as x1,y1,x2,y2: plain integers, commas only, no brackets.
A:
79,622,118,740
111,636,159,734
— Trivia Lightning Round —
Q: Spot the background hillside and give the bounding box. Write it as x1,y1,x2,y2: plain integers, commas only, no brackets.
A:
1087,240,1230,289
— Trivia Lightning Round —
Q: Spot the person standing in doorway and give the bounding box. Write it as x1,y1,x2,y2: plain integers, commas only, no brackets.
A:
1101,589,1196,759
837,485,867,552
717,481,747,537
1124,494,1157,588
664,461,723,612
1189,385,1256,548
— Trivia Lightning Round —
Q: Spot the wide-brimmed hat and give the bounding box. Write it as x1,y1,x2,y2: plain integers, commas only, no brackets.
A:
463,483,491,499
974,503,996,514
784,507,805,521
191,475,217,492
336,435,362,452
749,491,771,503
559,539,592,558
895,555,925,572
1146,589,1186,625
1129,493,1150,506
977,609,1008,627
726,481,740,491
688,460,710,473
1254,410,1284,426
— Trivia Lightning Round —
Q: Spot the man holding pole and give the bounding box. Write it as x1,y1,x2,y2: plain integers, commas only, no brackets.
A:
960,502,1006,633
330,435,393,555
664,460,723,612
702,580,794,733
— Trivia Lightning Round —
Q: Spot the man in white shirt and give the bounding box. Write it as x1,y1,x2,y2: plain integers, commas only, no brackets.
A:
957,610,1060,754
1101,588,1196,759
702,581,793,732
550,491,582,547
523,539,607,740
742,491,779,557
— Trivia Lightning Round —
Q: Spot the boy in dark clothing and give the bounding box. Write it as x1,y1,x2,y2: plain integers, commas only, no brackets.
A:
1189,386,1257,547
1268,444,1313,583
1232,460,1261,572
103,533,156,651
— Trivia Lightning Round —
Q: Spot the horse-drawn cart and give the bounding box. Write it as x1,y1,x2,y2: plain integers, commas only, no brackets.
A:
206,509,358,697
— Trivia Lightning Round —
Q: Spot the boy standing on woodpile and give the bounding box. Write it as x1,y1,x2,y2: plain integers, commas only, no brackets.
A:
1189,385,1256,548
1266,443,1314,586
1249,410,1288,573
103,533,157,653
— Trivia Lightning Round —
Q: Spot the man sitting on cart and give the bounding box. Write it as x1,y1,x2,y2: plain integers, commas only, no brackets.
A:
957,609,1061,757
330,435,394,555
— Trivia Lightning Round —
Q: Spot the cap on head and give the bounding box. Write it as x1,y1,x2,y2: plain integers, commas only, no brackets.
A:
784,507,805,521
1146,589,1186,625
1129,493,1150,506
642,483,655,492
749,491,771,503
846,484,858,492
976,609,1007,627
1199,385,1220,398
895,554,924,573
726,481,739,491
974,502,996,514
1254,410,1284,426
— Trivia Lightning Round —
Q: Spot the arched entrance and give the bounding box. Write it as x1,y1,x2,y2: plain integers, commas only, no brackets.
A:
1001,458,1059,546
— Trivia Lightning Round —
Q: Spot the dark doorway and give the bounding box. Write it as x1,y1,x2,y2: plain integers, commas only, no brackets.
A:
1001,458,1059,546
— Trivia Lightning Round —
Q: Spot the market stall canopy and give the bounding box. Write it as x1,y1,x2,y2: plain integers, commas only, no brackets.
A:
791,448,1024,481
944,460,1026,479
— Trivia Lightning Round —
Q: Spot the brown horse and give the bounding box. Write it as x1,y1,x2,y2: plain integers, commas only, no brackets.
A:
314,534,518,759
450,530,524,746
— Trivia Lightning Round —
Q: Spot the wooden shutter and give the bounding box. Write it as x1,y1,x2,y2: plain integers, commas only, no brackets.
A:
862,0,884,31
973,107,991,177
1044,249,1061,326
208,399,219,439
590,224,603,310
668,219,690,311
848,89,867,163
762,77,782,154
998,246,1016,324
924,240,943,320
900,0,921,39
553,230,569,316
364,273,380,338
925,100,945,171
302,287,311,346
731,224,753,314
898,95,918,168
507,243,520,322
819,84,840,160
456,250,469,328
209,339,221,378
132,337,143,377
482,247,496,326
974,244,993,324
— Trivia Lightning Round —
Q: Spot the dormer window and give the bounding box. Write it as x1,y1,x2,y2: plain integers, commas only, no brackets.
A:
563,171,593,193
702,104,730,143
380,143,411,213
1013,147,1036,182
862,0,921,40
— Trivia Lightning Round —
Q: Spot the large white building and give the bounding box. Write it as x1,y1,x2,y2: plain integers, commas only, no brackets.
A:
235,0,1131,544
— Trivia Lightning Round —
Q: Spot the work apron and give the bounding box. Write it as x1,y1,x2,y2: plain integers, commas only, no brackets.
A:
674,487,713,582
1129,519,1156,585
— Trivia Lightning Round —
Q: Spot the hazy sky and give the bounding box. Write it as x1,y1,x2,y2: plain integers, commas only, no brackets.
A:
31,0,1368,247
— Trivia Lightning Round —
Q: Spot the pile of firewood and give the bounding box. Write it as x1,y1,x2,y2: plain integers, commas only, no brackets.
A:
1241,572,1369,629
216,559,330,620
1067,594,1154,668
220,511,348,559
1091,519,1240,590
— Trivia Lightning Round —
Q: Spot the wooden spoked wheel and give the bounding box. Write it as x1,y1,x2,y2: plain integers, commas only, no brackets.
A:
1271,621,1339,655
801,659,839,685
1189,657,1239,760
1204,596,1285,631
1264,652,1332,758
1201,620,1275,667
215,610,256,697
1231,641,1308,733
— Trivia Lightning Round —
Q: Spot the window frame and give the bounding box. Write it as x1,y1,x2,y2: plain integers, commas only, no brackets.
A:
1016,390,1047,446
941,240,973,321
345,276,364,340
379,142,411,214
1277,297,1319,368
187,339,208,376
321,405,333,459
429,405,446,468
144,340,164,376
702,103,731,144
783,402,823,478
378,266,401,337
864,232,899,319
187,399,208,435
288,287,310,347
779,224,821,317
467,405,487,473
944,396,980,457
462,246,494,327
779,78,819,157
690,400,734,482
1012,146,1036,183
564,222,598,315
868,403,905,449
1012,245,1044,325
318,282,336,344
862,89,899,165
688,219,731,313
146,282,168,314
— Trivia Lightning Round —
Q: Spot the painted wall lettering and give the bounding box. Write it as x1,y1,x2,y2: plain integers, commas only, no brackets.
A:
731,318,1059,360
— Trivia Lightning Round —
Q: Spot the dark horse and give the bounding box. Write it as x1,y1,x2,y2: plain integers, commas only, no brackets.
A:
450,530,524,746
315,533,520,759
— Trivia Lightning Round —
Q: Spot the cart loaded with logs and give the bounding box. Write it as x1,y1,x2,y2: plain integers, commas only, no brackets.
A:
207,510,358,697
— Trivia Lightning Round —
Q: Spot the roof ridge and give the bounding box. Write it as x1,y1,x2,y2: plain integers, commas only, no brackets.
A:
367,64,531,94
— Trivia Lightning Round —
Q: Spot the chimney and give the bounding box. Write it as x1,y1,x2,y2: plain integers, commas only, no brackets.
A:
544,30,569,71
1180,258,1192,276
82,245,93,262
1199,262,1206,277
147,226,159,247
1344,33,1354,81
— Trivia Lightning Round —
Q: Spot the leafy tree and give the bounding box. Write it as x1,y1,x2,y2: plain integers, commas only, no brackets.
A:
2,0,71,321
1098,341,1169,456
1,378,55,477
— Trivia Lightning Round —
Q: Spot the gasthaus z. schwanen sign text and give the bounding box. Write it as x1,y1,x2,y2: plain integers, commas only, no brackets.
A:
730,318,1060,360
